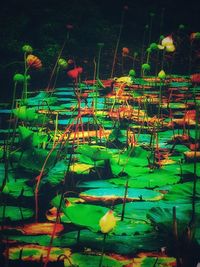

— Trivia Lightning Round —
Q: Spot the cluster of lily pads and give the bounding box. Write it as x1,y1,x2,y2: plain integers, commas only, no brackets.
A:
0,28,200,267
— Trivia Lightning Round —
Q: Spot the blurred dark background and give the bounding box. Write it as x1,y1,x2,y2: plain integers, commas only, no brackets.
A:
0,0,200,102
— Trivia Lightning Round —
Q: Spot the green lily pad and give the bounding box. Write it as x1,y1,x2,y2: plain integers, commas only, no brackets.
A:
114,201,194,222
11,148,57,173
4,229,165,255
109,170,180,188
113,219,153,235
76,145,112,161
164,181,200,203
110,147,149,175
147,203,200,234
43,160,68,186
2,179,33,198
4,244,71,262
52,199,109,232
132,255,176,267
79,187,163,202
66,252,130,267
18,126,48,148
13,106,48,123
0,206,34,221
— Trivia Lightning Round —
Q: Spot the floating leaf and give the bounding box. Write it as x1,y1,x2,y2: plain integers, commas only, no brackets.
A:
113,219,153,236
1,222,64,235
2,178,33,198
11,148,57,173
66,252,129,267
4,244,71,262
76,145,112,161
52,199,109,232
164,181,200,203
70,162,94,174
0,206,34,221
18,126,48,148
109,170,180,188
147,203,200,234
43,160,68,186
79,187,163,202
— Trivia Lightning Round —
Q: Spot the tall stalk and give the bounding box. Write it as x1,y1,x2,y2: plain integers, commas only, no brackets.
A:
110,6,127,78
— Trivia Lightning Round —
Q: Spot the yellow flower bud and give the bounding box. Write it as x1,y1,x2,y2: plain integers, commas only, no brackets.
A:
99,210,117,233
158,70,166,79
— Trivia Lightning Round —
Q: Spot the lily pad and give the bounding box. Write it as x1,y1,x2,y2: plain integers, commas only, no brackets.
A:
4,244,71,262
18,126,48,148
0,206,34,221
11,148,57,173
43,160,68,186
52,197,109,232
164,181,200,203
147,203,200,234
109,171,180,188
79,187,163,202
66,252,130,267
113,219,153,235
2,178,33,198
13,106,48,123
76,145,112,161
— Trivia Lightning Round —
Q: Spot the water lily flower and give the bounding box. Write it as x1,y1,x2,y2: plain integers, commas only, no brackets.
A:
99,210,117,233
122,47,129,56
68,59,74,65
67,67,83,79
191,73,200,84
190,32,200,41
26,55,42,69
158,35,175,52
161,35,173,47
165,44,175,52
158,70,166,79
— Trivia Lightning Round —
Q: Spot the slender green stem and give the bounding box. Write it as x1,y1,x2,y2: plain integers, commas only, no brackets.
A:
99,233,107,267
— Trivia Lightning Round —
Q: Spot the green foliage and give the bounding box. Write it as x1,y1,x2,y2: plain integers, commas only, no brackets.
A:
0,206,34,221
2,178,33,198
80,187,163,202
18,126,48,148
13,73,30,83
43,160,68,186
147,203,200,235
13,106,48,123
142,63,151,71
11,148,57,173
66,253,129,267
164,181,200,203
76,145,111,161
52,198,109,232
22,44,33,53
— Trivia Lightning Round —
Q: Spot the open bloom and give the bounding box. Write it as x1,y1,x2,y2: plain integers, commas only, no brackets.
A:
67,67,83,79
158,35,175,52
99,210,117,233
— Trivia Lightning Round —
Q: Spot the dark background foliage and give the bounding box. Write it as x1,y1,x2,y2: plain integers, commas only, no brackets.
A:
0,0,200,101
